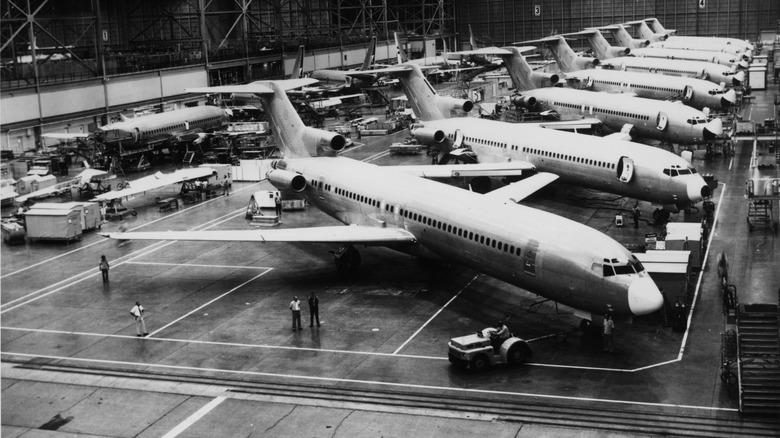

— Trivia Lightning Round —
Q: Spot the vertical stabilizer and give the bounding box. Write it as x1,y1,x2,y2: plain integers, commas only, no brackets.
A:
394,32,409,63
583,29,610,59
393,65,447,121
469,24,478,50
544,36,579,72
255,82,312,158
290,45,305,79
611,25,634,48
361,36,377,70
498,47,538,91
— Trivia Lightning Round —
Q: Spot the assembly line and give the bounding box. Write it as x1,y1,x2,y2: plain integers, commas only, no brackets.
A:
2,9,779,437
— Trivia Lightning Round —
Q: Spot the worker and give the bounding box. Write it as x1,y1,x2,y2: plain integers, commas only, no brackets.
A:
602,314,615,353
274,193,282,218
490,319,510,353
717,252,729,284
631,203,641,228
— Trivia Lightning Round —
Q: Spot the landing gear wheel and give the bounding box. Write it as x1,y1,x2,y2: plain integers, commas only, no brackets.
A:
506,344,526,365
470,354,489,372
333,245,361,272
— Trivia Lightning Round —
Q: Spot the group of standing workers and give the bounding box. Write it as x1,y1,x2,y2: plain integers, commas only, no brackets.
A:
289,292,321,330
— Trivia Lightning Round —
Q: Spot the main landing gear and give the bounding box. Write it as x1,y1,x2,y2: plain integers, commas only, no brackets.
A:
330,244,361,272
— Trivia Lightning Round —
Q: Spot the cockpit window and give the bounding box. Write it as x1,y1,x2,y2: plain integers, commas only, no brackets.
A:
601,257,644,277
686,118,707,125
663,164,696,177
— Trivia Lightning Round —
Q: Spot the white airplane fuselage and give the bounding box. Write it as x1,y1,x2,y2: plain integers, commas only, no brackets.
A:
522,87,722,145
599,56,743,86
648,38,750,57
631,47,740,67
565,69,735,111
97,106,228,146
273,156,662,317
415,117,709,209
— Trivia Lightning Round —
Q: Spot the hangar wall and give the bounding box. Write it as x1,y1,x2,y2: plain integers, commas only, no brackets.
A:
456,0,780,47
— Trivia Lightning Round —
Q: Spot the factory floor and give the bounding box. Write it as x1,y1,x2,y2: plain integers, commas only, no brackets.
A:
2,87,779,437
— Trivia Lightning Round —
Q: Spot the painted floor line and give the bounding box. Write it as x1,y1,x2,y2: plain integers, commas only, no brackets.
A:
1,206,247,309
127,261,272,270
0,182,261,280
0,326,678,372
161,396,226,438
0,351,739,414
1,209,247,314
393,274,480,355
148,269,274,338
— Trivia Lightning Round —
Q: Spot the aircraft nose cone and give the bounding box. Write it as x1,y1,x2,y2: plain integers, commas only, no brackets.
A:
628,277,664,316
732,71,745,86
688,180,710,203
703,118,723,140
737,60,749,70
721,90,737,107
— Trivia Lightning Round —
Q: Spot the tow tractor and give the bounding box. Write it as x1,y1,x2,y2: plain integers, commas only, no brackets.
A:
448,327,532,371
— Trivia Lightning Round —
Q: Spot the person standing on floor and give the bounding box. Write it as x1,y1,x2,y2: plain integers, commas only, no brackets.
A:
602,314,615,353
99,255,110,283
632,203,641,228
274,193,282,218
289,296,302,330
223,176,230,196
130,301,149,337
308,292,321,327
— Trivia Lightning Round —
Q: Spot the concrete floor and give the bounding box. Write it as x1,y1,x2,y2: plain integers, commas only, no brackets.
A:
2,84,779,436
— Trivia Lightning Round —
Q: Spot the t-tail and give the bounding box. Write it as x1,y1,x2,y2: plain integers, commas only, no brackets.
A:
580,28,630,59
609,25,650,49
384,64,473,121
290,45,305,79
539,36,599,72
469,24,478,50
361,36,377,70
498,46,559,91
394,32,409,63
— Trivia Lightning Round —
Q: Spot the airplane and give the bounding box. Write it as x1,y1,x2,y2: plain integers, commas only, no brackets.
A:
91,167,217,203
624,19,750,59
596,25,650,50
498,47,724,146
14,166,108,204
515,35,601,73
361,61,711,212
42,105,231,148
644,17,753,53
597,52,745,87
308,37,379,90
449,46,560,89
102,77,665,324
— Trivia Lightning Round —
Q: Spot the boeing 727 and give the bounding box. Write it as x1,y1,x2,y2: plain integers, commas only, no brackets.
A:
499,47,723,145
103,77,664,323
625,19,751,59
644,18,753,54
361,61,710,211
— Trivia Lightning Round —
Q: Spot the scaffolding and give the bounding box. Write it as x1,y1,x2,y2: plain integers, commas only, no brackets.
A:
745,178,780,233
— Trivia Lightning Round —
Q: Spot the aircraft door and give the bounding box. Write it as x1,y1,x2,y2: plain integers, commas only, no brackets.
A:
453,129,464,149
132,127,141,143
585,77,594,88
617,156,634,183
523,240,540,277
656,112,668,130
683,85,693,101
185,121,190,130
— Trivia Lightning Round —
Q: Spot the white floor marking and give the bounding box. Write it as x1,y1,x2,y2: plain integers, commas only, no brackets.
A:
161,396,226,438
127,261,271,270
393,275,480,355
0,352,738,413
0,183,261,280
147,269,273,338
0,209,247,314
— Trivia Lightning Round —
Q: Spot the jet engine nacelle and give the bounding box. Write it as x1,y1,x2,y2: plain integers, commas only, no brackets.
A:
267,169,307,193
436,96,474,116
532,72,559,88
573,57,600,70
411,127,445,144
606,46,631,58
302,126,346,154
510,95,537,109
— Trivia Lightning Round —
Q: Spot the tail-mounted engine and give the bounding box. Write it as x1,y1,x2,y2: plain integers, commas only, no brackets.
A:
510,95,537,109
533,72,559,88
410,126,445,144
436,96,474,117
606,47,631,58
267,169,307,193
301,126,346,155
573,57,600,70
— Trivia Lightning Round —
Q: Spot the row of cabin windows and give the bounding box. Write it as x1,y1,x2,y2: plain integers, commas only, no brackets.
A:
627,65,698,76
323,181,522,257
553,101,651,121
464,136,508,150
142,116,222,136
522,147,616,169
596,79,680,94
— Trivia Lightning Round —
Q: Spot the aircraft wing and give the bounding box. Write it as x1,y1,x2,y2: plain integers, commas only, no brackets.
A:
447,47,513,56
41,133,91,140
395,162,536,178
483,172,559,203
102,226,417,245
15,179,81,203
92,168,215,202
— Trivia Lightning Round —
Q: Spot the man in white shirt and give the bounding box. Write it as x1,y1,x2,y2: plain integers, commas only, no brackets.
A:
130,301,149,337
289,296,302,331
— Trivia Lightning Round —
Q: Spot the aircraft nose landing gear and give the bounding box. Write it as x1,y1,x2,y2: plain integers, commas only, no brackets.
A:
330,244,361,272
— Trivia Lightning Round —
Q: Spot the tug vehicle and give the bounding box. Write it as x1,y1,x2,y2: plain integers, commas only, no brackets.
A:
447,327,532,371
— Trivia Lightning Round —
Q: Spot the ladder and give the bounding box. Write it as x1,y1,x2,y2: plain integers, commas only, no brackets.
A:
182,151,195,164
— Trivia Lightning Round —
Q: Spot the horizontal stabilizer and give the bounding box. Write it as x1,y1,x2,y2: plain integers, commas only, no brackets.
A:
397,162,536,179
41,133,90,140
448,47,512,56
483,172,559,203
102,225,418,245
186,78,319,96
